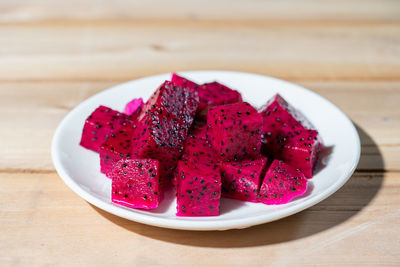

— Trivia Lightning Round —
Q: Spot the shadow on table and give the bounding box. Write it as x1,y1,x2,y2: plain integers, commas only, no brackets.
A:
91,123,384,248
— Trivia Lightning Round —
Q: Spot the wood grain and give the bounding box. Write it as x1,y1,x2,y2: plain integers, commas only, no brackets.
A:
0,171,398,266
1,0,399,22
0,22,399,82
0,0,399,266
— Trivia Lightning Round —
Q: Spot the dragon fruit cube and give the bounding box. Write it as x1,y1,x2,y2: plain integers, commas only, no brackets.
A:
207,102,262,162
260,94,313,150
220,157,268,202
275,129,321,178
258,160,308,205
175,160,221,216
110,159,162,209
99,124,136,177
196,82,242,113
80,105,130,153
171,73,199,91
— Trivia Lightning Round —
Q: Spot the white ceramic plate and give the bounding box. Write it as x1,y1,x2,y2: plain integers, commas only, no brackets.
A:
52,71,360,231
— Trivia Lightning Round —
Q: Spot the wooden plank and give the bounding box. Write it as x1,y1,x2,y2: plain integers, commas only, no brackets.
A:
0,0,399,23
0,171,398,265
0,22,399,81
0,81,398,172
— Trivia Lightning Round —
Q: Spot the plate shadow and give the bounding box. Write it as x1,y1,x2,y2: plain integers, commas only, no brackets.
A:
91,123,383,248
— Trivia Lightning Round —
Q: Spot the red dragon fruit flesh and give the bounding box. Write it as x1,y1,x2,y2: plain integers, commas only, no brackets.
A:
274,128,321,178
207,102,262,162
123,98,143,117
99,124,136,177
110,158,162,209
196,81,242,115
171,73,199,91
175,160,221,216
130,81,198,182
171,134,218,187
80,105,131,153
139,80,198,127
171,73,242,119
260,93,313,149
258,160,308,205
220,157,268,202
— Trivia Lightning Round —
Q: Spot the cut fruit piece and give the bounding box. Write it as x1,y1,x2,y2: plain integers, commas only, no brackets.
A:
196,82,242,116
123,98,143,117
110,159,162,209
171,73,199,91
175,160,221,216
260,94,313,150
258,160,307,205
99,124,136,177
131,80,199,181
172,135,217,187
207,102,262,162
274,128,321,178
220,157,268,202
80,105,130,153
139,80,198,125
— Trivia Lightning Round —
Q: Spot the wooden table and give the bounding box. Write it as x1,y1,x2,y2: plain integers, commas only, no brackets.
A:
1,1,399,265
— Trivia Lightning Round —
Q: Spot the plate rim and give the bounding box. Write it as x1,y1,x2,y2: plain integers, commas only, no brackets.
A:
51,70,361,231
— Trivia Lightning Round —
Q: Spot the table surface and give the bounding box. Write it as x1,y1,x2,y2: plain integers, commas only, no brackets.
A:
1,0,399,266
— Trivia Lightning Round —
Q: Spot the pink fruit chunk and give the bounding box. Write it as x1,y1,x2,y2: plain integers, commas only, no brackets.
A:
207,102,263,162
171,73,199,91
258,160,307,205
171,134,217,187
275,128,321,178
140,80,198,125
196,82,242,113
181,136,217,165
123,98,143,116
110,159,162,209
220,157,268,202
131,81,199,181
175,160,221,216
131,115,185,182
99,124,136,177
171,74,242,119
259,94,313,150
80,105,130,153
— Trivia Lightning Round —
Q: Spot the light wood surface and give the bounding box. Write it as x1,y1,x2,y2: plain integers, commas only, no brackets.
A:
0,1,399,266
